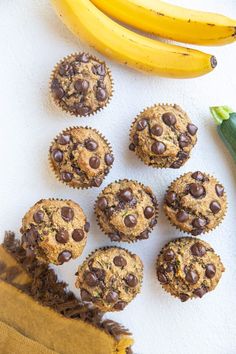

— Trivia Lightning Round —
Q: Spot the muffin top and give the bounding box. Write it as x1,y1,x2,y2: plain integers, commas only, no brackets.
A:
129,104,198,168
50,52,113,116
49,127,114,189
94,179,158,242
164,171,227,235
76,247,143,312
156,237,225,301
21,199,89,265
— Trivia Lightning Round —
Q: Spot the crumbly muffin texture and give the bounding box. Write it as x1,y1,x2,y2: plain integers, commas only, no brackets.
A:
94,179,158,242
76,247,143,312
129,104,198,168
156,238,225,301
21,199,90,265
164,171,227,235
49,127,114,189
50,53,113,116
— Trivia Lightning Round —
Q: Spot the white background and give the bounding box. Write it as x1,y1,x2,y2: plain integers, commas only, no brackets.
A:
1,1,236,353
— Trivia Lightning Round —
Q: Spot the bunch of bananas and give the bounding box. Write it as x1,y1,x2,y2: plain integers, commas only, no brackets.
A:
51,0,236,78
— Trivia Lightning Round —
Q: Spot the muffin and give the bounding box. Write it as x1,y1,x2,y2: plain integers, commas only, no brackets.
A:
20,199,90,265
94,179,159,242
129,104,198,168
50,52,113,116
75,247,143,311
49,126,114,188
164,171,227,235
156,237,225,301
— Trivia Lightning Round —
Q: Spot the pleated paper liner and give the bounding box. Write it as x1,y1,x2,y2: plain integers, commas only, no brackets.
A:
163,171,227,236
49,126,114,190
94,179,159,243
49,52,114,117
75,245,144,312
1,232,134,353
20,198,89,265
156,236,225,302
129,103,197,169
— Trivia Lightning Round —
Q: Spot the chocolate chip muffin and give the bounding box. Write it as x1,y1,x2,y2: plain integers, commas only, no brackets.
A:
20,199,90,265
156,237,225,301
50,52,113,116
94,179,159,242
75,247,143,311
49,126,114,188
129,104,198,168
164,171,227,235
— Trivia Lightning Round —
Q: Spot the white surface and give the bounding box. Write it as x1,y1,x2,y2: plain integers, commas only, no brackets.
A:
1,1,236,353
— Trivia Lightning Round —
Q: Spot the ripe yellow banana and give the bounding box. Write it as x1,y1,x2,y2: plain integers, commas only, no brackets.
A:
50,0,216,78
91,0,236,46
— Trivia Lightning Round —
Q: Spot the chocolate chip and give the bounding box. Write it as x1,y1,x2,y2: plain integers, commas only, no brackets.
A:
191,171,204,181
96,87,107,101
165,191,177,206
180,293,189,302
133,134,139,145
151,124,163,136
125,274,138,287
91,178,102,187
77,53,89,63
104,153,114,166
81,289,92,301
210,201,221,214
85,139,98,151
52,86,65,99
84,222,90,232
189,183,205,198
52,149,63,162
58,251,72,264
124,214,137,228
89,156,100,169
72,229,84,241
58,63,70,76
61,172,73,182
114,301,127,310
192,229,204,236
163,249,175,261
57,134,70,145
165,263,174,273
61,207,74,222
157,271,168,284
75,104,91,116
93,64,106,76
24,227,39,246
192,218,207,229
97,197,108,211
176,210,189,222
144,206,154,219
119,188,133,202
137,119,147,131
162,112,176,126
113,256,127,267
205,264,216,279
151,141,166,154
215,184,224,197
190,242,206,257
74,79,89,94
185,269,199,284
179,133,191,148
33,210,44,224
93,268,105,281
178,151,189,160
149,218,157,227
55,229,69,244
193,286,208,298
109,233,121,241
106,291,118,303
84,271,98,287
137,230,149,240
129,143,135,151
106,207,115,218
187,123,198,136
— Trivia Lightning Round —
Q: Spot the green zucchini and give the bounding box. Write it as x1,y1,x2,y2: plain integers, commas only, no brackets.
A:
210,106,236,163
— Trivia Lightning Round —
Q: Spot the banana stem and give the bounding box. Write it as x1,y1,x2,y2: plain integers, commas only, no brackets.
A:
210,106,234,125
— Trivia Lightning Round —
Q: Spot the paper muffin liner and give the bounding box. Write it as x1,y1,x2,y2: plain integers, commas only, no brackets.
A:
129,103,197,169
20,198,89,265
163,171,228,236
49,125,114,190
156,236,225,302
75,245,144,312
94,179,159,243
49,52,114,117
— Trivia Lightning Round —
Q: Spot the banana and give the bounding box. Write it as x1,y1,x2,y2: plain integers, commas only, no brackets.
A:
50,0,216,78
91,0,236,46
